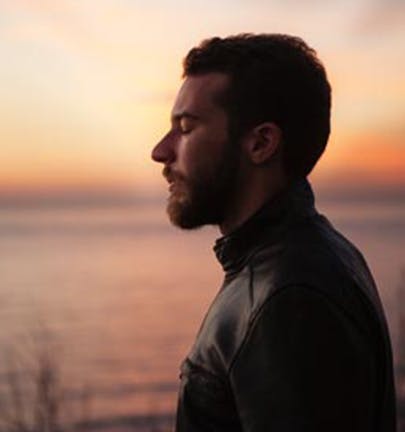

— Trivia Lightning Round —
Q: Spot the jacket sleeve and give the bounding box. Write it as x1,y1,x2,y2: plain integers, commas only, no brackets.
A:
228,285,377,432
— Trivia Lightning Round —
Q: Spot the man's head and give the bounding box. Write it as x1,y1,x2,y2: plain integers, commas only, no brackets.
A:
152,33,331,230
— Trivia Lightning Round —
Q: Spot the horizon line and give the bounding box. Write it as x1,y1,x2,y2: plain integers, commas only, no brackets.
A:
0,183,404,208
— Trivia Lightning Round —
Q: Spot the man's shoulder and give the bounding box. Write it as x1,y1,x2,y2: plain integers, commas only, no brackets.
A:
246,213,386,330
251,213,374,296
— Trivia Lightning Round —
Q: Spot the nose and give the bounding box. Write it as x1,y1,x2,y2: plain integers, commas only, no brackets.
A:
151,132,175,164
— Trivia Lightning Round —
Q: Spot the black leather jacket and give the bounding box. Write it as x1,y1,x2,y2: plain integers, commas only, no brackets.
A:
175,180,396,432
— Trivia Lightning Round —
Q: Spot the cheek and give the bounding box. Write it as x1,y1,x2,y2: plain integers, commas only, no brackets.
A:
175,141,196,179
176,138,203,177
179,134,225,179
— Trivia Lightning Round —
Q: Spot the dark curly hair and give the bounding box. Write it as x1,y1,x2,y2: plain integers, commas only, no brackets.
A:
183,34,331,179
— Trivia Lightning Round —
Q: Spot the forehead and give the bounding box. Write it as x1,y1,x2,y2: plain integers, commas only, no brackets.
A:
172,72,229,118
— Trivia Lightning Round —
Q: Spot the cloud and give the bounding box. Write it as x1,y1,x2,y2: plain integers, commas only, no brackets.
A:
353,0,405,35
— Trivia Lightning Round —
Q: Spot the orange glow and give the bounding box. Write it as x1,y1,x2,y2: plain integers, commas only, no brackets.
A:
1,0,404,196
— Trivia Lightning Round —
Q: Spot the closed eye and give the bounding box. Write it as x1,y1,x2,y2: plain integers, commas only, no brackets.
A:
180,117,194,134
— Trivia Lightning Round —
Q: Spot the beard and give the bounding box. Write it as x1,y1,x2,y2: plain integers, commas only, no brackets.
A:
163,140,239,229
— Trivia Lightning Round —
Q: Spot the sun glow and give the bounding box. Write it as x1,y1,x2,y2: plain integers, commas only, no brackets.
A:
1,0,404,198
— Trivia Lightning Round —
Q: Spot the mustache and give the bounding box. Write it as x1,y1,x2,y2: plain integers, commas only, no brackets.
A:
162,166,186,184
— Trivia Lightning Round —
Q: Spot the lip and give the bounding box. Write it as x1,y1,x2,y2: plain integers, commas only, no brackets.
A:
168,179,178,193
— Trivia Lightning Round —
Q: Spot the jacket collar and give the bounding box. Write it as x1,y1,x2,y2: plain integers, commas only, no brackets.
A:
213,179,316,274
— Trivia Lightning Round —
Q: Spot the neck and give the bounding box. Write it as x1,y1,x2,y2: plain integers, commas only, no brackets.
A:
219,172,287,236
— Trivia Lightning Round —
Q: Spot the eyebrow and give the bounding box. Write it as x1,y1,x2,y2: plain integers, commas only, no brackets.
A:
171,111,200,123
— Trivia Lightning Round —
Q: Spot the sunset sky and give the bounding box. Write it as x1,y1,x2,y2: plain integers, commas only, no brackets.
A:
1,0,404,200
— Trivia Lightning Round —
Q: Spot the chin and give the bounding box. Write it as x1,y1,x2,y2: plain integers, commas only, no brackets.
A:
167,200,203,230
167,193,221,230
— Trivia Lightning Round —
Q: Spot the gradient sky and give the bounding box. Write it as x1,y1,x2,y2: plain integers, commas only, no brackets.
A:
1,0,404,198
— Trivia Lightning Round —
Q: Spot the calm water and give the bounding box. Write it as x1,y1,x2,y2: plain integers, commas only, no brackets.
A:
0,198,404,428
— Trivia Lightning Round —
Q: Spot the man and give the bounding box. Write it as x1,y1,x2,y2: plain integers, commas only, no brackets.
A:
151,34,396,431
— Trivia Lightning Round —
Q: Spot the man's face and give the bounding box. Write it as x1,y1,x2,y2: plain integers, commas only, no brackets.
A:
151,72,240,229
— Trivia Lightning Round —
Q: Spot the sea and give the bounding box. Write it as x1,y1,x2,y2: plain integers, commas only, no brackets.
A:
0,195,404,431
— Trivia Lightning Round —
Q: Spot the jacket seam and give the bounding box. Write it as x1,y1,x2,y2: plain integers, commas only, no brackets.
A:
248,263,254,310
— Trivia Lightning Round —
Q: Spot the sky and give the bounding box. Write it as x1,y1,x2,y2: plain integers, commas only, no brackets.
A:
1,0,404,200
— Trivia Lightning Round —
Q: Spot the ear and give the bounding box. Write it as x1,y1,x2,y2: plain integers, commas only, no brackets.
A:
244,122,282,165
